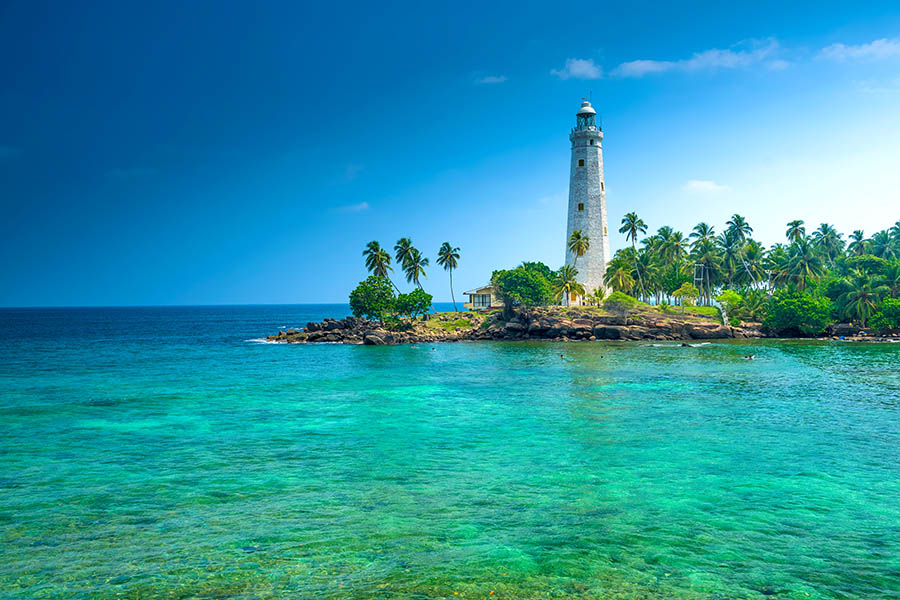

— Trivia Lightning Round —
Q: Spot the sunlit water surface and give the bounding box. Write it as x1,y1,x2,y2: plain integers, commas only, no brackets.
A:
1,306,899,599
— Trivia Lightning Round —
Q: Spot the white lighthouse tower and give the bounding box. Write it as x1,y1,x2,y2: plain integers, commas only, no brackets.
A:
565,100,610,303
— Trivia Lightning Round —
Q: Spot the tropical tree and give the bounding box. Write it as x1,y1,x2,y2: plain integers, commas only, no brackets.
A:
785,220,806,243
812,223,844,264
604,255,636,293
690,222,715,251
848,230,868,256
673,282,700,313
871,230,897,261
725,214,759,285
554,265,585,305
567,229,590,271
839,269,888,328
403,248,429,288
881,261,900,299
394,237,414,269
788,237,826,291
363,241,396,290
619,212,648,297
436,242,461,311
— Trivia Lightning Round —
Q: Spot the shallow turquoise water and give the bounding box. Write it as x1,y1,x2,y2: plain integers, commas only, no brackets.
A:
1,307,899,599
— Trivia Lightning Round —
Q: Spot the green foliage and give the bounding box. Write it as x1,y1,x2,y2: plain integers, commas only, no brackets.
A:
763,289,832,336
349,276,396,322
870,298,900,332
395,288,433,319
657,300,670,313
673,282,700,313
520,261,555,281
733,289,768,322
729,315,741,327
491,267,554,312
603,291,639,316
716,290,743,314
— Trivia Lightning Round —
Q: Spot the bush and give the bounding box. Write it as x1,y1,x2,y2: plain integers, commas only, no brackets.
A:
395,288,432,319
716,290,743,315
870,298,900,332
349,276,395,322
763,289,832,336
729,316,741,327
604,291,639,317
673,282,700,313
492,267,554,315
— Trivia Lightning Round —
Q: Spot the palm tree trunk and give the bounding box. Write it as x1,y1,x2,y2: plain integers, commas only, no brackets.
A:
632,241,646,300
449,269,457,312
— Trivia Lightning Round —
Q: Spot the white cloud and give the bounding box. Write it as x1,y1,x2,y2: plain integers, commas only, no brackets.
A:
819,38,900,61
0,145,23,159
551,58,603,80
612,38,782,78
477,75,508,84
682,179,729,193
337,201,369,213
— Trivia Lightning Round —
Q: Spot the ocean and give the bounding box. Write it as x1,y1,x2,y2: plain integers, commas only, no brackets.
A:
1,305,899,599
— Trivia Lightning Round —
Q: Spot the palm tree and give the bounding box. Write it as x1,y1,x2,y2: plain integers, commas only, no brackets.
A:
363,241,396,290
717,230,741,287
436,242,461,311
604,256,636,293
788,237,825,291
690,237,722,304
394,238,414,269
848,230,868,256
881,261,900,299
839,269,888,328
567,229,590,270
726,214,759,286
619,212,647,298
554,265,585,305
785,220,806,244
871,230,897,261
812,223,844,264
403,248,429,288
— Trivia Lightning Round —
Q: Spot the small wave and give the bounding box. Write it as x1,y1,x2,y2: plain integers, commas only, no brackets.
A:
246,338,282,344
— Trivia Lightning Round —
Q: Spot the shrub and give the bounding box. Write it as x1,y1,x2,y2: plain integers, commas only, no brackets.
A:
492,267,554,316
716,290,743,315
763,289,832,336
349,276,395,322
729,316,741,327
603,291,639,317
673,282,700,313
870,298,900,332
395,288,433,319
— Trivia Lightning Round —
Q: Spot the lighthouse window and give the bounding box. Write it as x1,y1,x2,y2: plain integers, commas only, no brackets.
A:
590,140,594,145
578,159,584,167
578,203,584,211
601,182,605,191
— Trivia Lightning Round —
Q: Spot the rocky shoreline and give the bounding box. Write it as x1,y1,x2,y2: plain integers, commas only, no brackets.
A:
266,306,772,345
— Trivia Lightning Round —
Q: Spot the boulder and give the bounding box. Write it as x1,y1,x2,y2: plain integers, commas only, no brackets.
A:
363,332,385,345
505,321,526,332
305,321,321,332
324,319,341,331
686,323,731,339
593,325,625,340
831,322,859,337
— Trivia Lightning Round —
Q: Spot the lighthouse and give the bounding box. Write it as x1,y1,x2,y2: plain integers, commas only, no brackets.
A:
565,100,610,303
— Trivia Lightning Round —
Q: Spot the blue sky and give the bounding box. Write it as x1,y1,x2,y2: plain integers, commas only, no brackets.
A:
2,1,899,306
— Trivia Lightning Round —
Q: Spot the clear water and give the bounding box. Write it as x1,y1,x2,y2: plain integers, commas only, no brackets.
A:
1,306,899,599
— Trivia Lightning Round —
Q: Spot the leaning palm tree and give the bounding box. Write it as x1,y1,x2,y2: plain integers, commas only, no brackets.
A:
554,265,585,306
363,241,397,290
394,238,414,269
839,269,888,328
567,229,590,270
619,212,648,297
785,220,806,244
403,248,429,288
726,214,759,286
436,242,461,311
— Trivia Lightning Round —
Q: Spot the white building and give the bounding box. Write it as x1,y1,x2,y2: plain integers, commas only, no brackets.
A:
564,100,611,304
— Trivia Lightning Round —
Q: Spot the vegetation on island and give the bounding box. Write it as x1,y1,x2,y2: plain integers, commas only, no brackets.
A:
601,214,900,335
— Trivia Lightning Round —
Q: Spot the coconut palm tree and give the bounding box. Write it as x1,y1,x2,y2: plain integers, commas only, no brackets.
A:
604,256,636,293
403,248,429,288
554,265,585,305
394,238,414,269
871,230,897,261
363,241,396,290
788,237,825,291
619,212,647,298
689,222,715,252
839,269,889,328
881,262,900,299
726,214,759,285
848,230,868,256
436,242,461,311
690,237,722,304
812,223,844,265
567,229,590,270
785,220,806,244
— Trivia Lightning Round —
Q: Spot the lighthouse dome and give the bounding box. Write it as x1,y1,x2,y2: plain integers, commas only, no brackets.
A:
576,101,596,115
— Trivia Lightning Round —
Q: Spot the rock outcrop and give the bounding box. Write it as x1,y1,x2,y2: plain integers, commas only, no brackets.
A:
266,306,770,345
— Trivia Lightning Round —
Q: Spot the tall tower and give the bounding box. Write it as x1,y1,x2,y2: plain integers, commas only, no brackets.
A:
565,100,610,302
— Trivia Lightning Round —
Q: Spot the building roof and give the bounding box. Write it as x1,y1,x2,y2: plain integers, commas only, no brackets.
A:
577,100,596,115
463,284,494,295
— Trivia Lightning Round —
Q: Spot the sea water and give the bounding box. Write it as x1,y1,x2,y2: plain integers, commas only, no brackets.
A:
1,306,899,599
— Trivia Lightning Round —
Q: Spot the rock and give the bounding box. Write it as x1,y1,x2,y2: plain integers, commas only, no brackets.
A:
363,332,385,345
686,323,731,339
324,320,341,331
593,325,625,340
305,321,321,332
505,321,526,332
831,322,859,337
